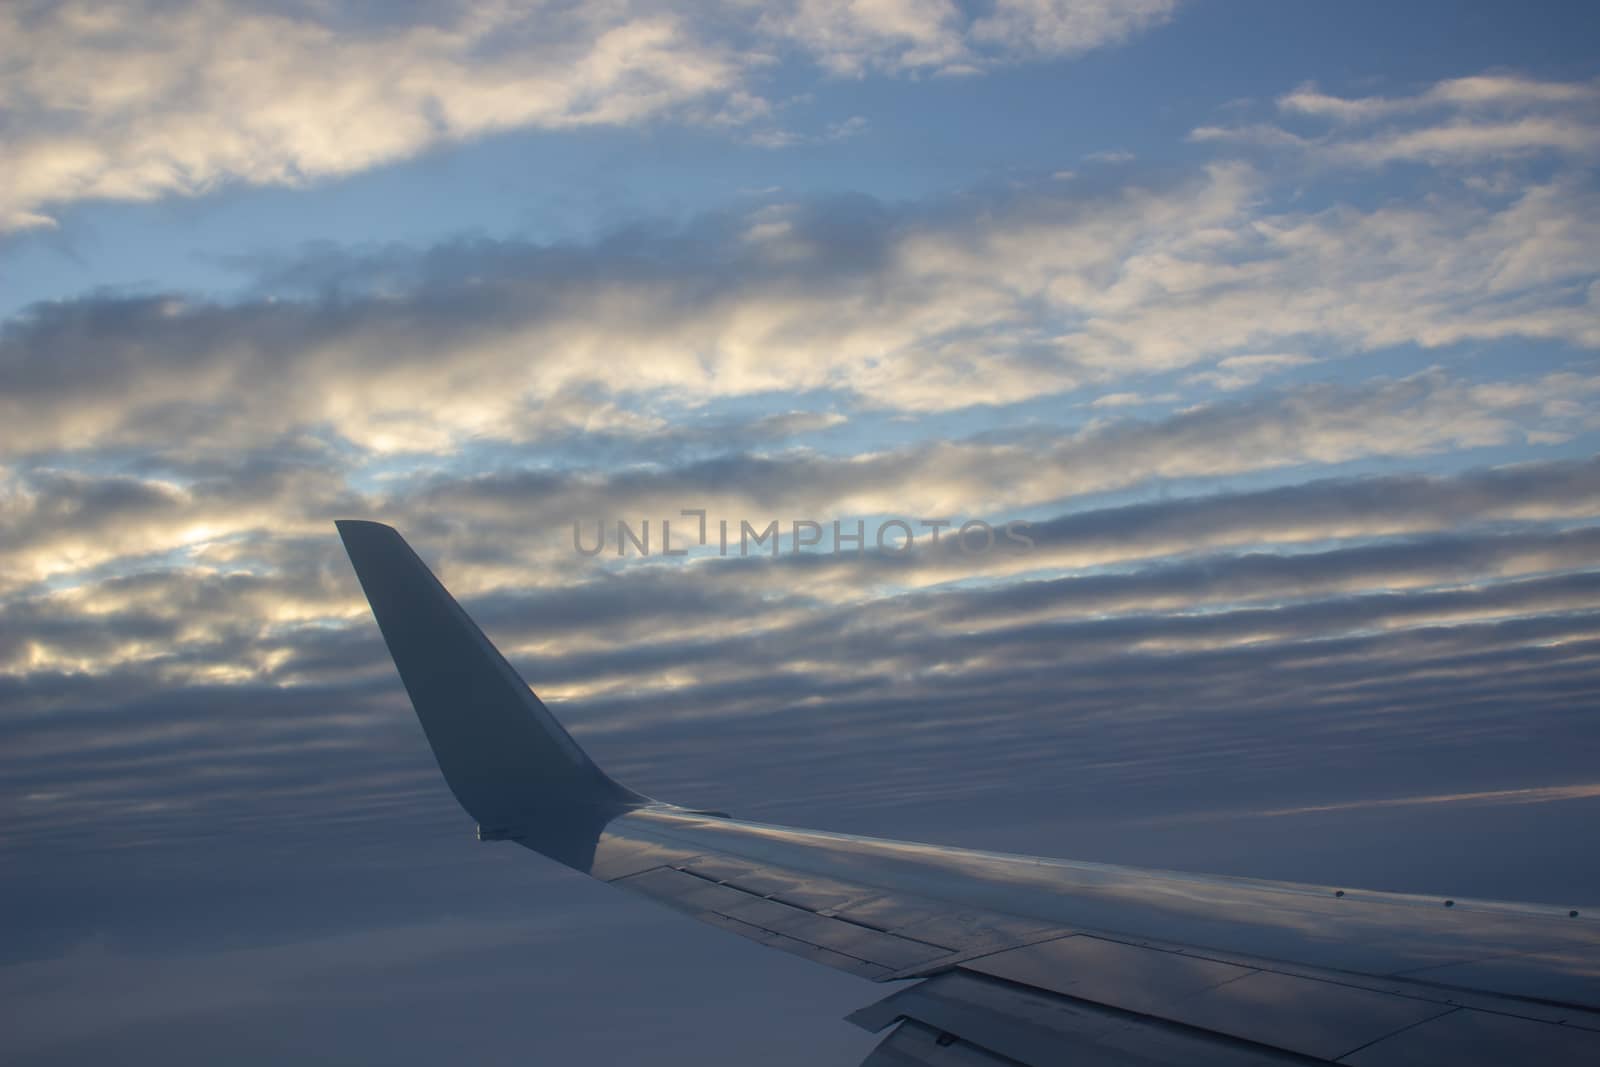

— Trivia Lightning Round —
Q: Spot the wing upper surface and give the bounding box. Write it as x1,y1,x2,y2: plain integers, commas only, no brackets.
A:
586,808,1600,1064
337,521,1600,1065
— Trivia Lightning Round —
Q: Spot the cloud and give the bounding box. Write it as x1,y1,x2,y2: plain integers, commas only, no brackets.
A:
969,1,1179,64
1184,354,1315,391
1088,391,1168,407
1243,783,1600,820
1277,74,1600,124
1,366,1594,603
0,0,1184,230
764,0,971,77
15,443,1600,799
0,895,880,1065
3,157,1596,459
0,1,750,232
760,0,1180,77
744,114,869,149
6,519,1598,852
0,453,360,589
1193,73,1600,166
7,451,1600,721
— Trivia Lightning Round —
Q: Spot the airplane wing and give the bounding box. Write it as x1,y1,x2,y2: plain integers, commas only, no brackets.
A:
336,520,1600,1066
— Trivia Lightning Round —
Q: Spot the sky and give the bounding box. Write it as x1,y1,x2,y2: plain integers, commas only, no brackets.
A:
2,0,1599,1063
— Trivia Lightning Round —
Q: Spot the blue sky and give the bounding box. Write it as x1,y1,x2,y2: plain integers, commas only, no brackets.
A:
2,1,1599,1063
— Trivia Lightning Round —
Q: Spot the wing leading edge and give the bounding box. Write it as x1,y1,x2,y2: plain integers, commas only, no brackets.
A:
337,520,1600,1066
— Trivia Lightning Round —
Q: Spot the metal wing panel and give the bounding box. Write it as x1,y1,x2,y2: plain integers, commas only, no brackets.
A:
859,1021,1022,1067
962,934,1257,1012
851,968,1600,1067
587,810,1600,1062
1153,970,1454,1062
1340,1008,1600,1066
850,971,1318,1067
696,912,897,979
1388,954,1600,1007
611,864,952,973
589,807,1600,1012
592,818,1094,980
952,936,1454,1062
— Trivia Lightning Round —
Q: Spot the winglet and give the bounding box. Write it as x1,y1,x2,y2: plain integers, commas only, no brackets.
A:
336,521,646,866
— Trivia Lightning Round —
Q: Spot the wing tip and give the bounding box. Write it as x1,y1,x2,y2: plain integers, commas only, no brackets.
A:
334,517,397,536
335,519,408,559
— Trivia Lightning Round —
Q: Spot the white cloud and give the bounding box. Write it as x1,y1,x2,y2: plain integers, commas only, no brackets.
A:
1194,73,1600,167
765,0,970,76
745,113,869,149
0,0,1185,230
1332,117,1600,166
0,1,746,232
970,0,1179,62
1090,391,1150,407
3,153,1597,455
760,0,1179,77
1278,74,1599,123
1186,354,1316,391
2,366,1590,593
